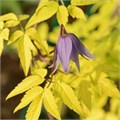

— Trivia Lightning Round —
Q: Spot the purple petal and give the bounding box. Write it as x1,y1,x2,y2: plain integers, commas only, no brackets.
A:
57,35,72,72
71,46,80,72
69,33,95,59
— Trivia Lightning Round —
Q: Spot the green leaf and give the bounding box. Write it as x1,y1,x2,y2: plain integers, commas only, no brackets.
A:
0,13,17,21
68,5,86,20
43,88,61,120
17,35,32,76
26,95,43,120
7,30,23,45
57,83,84,116
6,75,44,100
14,86,43,113
4,20,20,27
1,28,9,40
18,14,30,21
71,0,99,6
98,77,120,98
26,1,59,28
57,5,68,25
0,37,4,56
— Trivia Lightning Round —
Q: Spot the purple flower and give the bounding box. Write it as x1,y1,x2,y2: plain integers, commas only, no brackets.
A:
51,24,95,73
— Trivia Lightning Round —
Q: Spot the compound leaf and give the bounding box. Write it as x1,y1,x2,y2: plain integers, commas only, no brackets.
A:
43,88,61,120
8,30,23,45
26,95,43,120
57,83,85,117
6,75,44,100
14,86,43,113
98,77,120,98
26,1,58,28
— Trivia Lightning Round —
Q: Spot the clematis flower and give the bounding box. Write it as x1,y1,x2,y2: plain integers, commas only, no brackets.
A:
51,24,95,73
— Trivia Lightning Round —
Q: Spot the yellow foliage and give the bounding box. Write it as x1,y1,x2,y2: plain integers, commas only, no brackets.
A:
68,5,86,20
6,75,44,100
14,86,43,113
43,88,61,120
57,5,68,25
26,95,43,120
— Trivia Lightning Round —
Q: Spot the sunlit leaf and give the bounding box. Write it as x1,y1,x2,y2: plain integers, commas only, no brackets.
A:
57,5,68,25
0,13,17,21
17,35,32,76
8,30,23,45
14,86,43,113
98,74,120,98
26,1,58,28
68,5,86,20
0,21,4,29
43,88,61,120
18,14,30,21
26,95,43,120
6,75,44,100
71,0,99,6
37,22,49,41
31,68,47,78
26,28,48,54
78,80,92,109
1,28,9,40
56,83,85,117
4,20,20,27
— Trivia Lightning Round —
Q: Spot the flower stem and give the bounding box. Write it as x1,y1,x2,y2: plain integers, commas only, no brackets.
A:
60,0,65,5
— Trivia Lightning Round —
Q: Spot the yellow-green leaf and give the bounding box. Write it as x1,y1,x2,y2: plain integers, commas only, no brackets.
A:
6,75,44,100
4,20,20,27
25,28,40,41
26,95,43,120
0,37,4,56
31,68,47,78
57,83,84,116
14,86,43,113
57,5,68,25
1,28,9,40
71,0,99,5
18,14,30,21
8,30,23,45
78,80,92,109
43,88,61,120
25,28,48,54
0,13,17,21
26,1,58,28
98,77,120,98
37,22,49,41
68,5,86,20
0,21,4,29
17,35,32,76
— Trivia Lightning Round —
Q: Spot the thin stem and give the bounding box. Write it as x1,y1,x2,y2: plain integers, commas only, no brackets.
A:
60,0,65,5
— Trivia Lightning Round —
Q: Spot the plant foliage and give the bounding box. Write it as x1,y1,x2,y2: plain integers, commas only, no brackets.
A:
0,0,119,119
